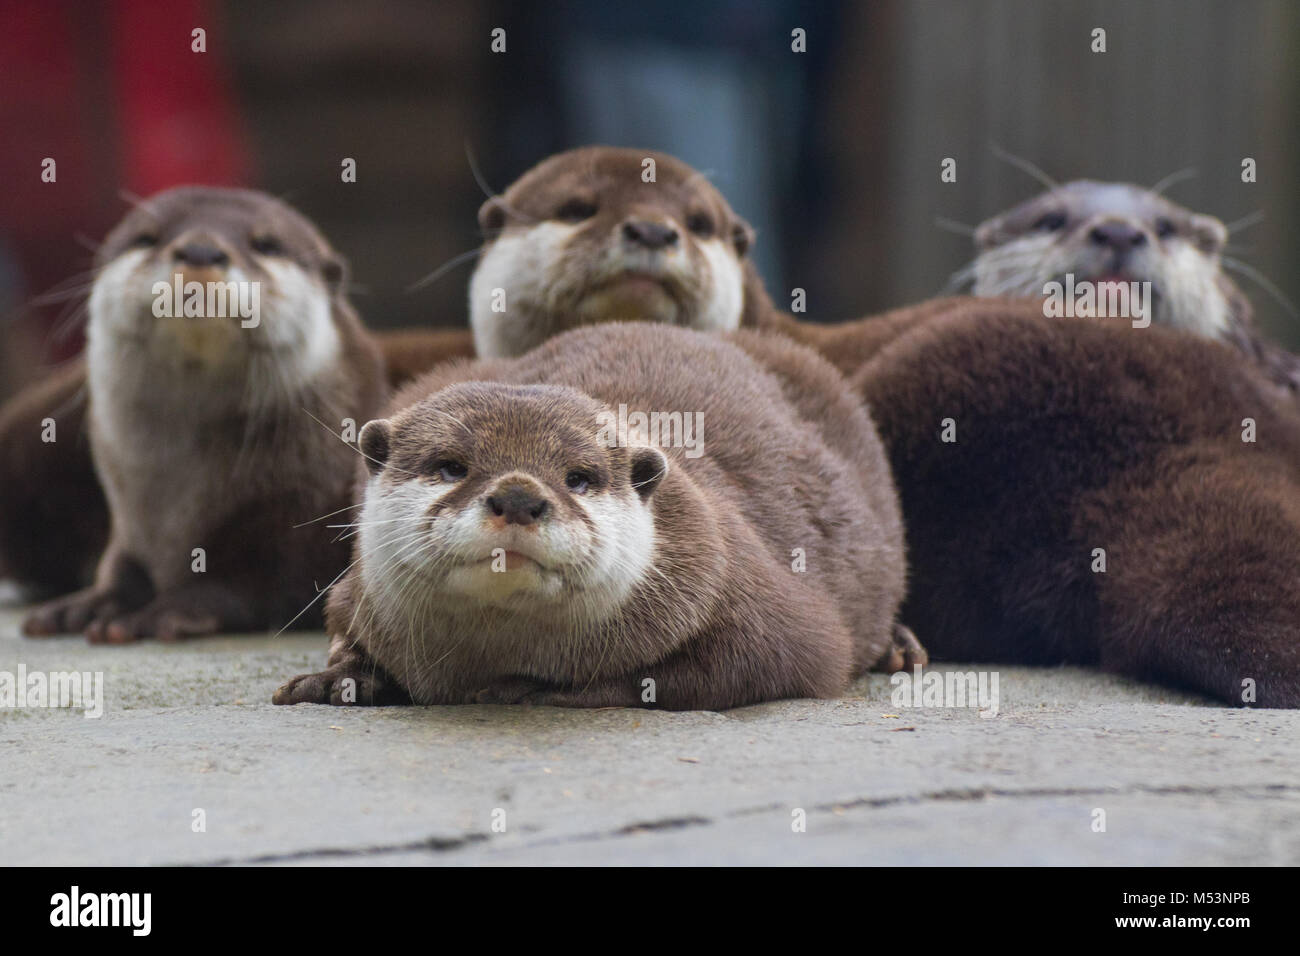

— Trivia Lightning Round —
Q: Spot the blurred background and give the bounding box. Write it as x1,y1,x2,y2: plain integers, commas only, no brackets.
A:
1,0,1297,400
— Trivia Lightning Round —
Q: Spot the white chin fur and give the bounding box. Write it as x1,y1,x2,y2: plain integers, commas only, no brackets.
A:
87,249,153,340
259,258,342,385
694,238,745,332
86,251,341,392
973,236,1232,338
469,222,745,358
1153,244,1232,338
470,222,578,358
359,471,657,621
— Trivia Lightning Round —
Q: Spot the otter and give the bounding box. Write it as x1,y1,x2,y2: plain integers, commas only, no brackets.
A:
966,180,1299,391
274,322,917,710
20,186,386,640
467,146,773,357
0,228,475,599
849,304,1300,708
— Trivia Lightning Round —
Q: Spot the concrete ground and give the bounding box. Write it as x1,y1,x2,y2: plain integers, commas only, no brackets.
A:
1,598,1297,866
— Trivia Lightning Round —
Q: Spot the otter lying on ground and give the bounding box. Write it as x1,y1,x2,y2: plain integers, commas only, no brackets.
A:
854,306,1300,708
274,322,916,710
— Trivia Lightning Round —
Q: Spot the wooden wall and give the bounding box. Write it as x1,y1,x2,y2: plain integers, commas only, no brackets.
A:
807,0,1300,346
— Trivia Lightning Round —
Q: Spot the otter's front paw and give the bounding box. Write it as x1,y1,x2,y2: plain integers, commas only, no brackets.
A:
274,664,406,706
85,598,221,644
874,623,929,673
22,587,141,638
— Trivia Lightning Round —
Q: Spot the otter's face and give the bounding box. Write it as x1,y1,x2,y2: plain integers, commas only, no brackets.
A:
356,383,668,619
87,187,347,379
468,147,753,358
972,181,1239,338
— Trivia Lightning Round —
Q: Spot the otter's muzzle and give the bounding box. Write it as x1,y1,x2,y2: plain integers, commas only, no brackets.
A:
485,480,550,527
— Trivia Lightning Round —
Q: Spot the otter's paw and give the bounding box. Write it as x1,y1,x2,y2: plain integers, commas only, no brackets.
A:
22,587,139,638
85,598,221,644
273,665,402,706
874,623,929,673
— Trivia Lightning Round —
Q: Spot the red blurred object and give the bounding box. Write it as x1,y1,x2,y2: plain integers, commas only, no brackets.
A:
110,0,252,195
0,1,94,233
0,0,253,362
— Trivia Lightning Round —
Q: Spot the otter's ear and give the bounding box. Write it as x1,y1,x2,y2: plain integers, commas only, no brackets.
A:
1189,214,1228,254
321,254,348,296
478,197,508,237
629,446,668,501
359,419,392,475
731,217,755,257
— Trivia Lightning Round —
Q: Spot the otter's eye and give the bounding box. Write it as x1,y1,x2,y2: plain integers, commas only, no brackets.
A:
1155,218,1176,239
1034,212,1067,232
437,461,468,482
686,212,714,237
250,235,284,256
556,199,597,222
565,470,592,494
130,233,157,249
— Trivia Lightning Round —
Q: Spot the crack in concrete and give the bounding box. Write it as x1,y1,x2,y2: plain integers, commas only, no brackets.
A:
184,782,1300,865
190,831,489,866
615,815,711,835
731,782,1300,817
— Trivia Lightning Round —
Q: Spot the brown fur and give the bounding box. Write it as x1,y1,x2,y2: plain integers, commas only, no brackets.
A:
753,292,1300,707
375,327,476,388
0,328,476,595
274,322,909,710
20,187,387,640
0,357,104,593
756,296,1025,377
845,301,1300,707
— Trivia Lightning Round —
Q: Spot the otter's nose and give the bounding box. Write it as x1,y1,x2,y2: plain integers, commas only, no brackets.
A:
622,220,679,250
1089,221,1147,253
486,488,549,526
173,241,230,268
